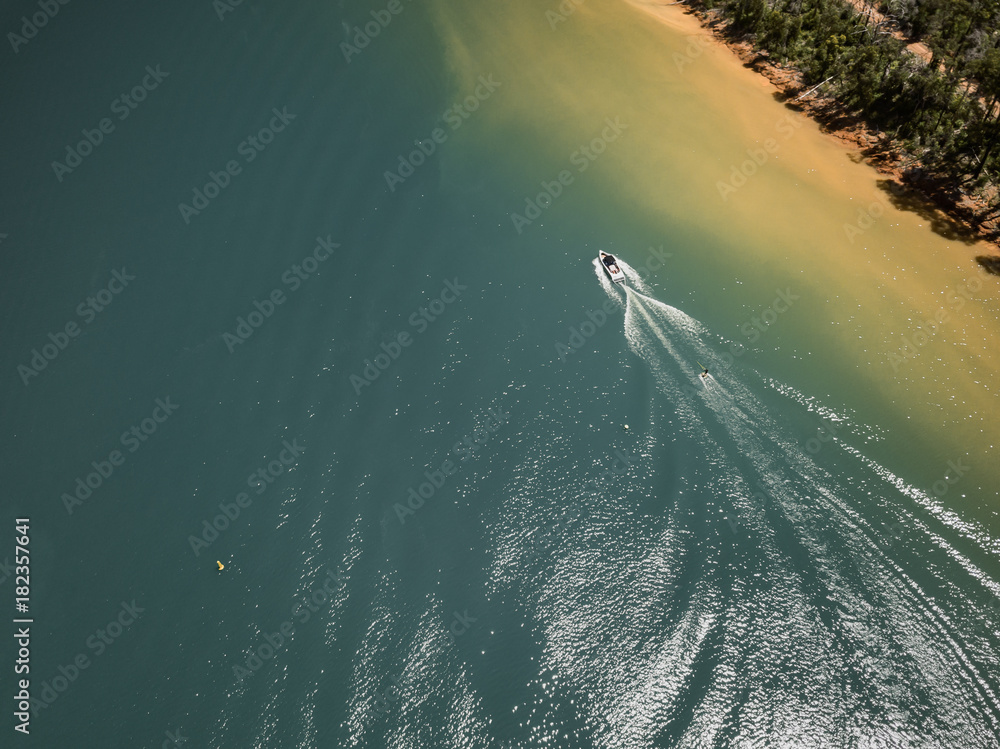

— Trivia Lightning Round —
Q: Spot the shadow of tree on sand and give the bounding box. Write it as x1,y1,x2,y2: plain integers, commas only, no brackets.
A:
975,255,1000,276
875,179,981,245
770,90,869,135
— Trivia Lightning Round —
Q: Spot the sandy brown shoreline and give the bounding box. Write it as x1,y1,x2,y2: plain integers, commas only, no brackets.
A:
627,0,1000,271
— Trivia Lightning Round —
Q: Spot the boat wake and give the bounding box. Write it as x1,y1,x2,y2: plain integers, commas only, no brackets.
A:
620,283,1000,743
345,268,1000,749
488,275,1000,748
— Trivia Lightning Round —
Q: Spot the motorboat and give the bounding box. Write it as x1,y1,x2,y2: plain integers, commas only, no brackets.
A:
598,251,626,284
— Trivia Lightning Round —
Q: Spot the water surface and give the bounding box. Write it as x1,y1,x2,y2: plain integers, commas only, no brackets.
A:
1,0,998,746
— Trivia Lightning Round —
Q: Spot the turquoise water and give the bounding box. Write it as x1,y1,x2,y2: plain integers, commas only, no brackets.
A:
2,0,999,746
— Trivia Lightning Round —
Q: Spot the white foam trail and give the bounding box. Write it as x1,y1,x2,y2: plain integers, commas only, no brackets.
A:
474,268,1000,748
838,441,1000,565
591,254,655,296
765,378,853,427
615,259,654,295
623,285,1000,564
604,278,1000,733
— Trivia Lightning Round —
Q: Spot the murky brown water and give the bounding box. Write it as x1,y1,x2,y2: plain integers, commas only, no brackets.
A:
435,0,1000,503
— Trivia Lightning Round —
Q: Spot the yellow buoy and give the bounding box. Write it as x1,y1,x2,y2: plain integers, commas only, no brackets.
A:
217,561,225,571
